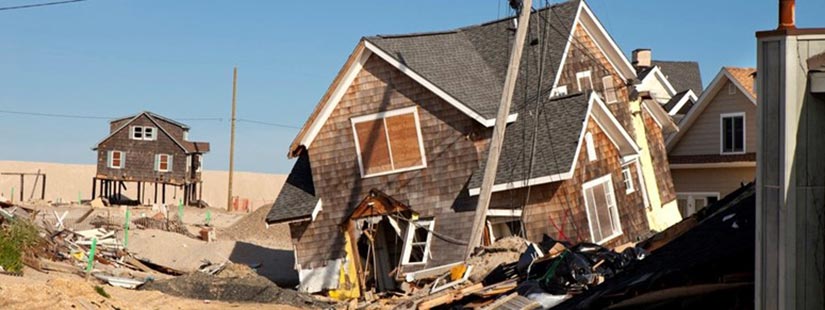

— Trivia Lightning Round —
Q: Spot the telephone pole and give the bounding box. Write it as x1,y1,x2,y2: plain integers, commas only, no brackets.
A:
227,67,238,212
466,0,532,257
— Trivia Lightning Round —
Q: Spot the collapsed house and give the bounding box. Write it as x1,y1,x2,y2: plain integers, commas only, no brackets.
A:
266,0,684,295
92,111,210,206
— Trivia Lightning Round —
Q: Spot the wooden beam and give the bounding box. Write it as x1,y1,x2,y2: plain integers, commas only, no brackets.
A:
227,67,238,212
466,0,533,256
91,177,96,200
41,174,46,200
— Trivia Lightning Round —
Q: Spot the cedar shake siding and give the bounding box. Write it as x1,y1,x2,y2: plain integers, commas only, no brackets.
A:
555,24,635,137
643,110,677,204
491,119,649,248
291,55,485,269
96,114,188,185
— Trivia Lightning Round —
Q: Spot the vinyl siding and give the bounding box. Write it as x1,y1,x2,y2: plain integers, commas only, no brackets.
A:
671,167,755,198
671,79,757,156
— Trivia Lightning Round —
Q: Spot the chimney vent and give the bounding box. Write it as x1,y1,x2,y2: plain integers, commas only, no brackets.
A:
779,0,796,30
632,49,652,69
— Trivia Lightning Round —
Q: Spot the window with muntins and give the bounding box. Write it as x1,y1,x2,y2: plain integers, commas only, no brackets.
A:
583,175,622,244
131,126,157,141
351,107,427,177
721,113,745,154
622,168,634,194
401,219,434,265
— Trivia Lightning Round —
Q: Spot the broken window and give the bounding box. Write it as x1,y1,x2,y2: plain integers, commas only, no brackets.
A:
155,154,172,172
585,132,597,162
401,219,434,265
576,70,593,92
583,174,622,244
602,76,617,103
108,150,124,169
721,113,745,154
622,168,634,194
351,107,427,177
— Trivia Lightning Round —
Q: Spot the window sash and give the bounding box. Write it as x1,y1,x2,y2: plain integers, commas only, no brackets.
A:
602,76,617,103
401,219,434,265
583,175,621,244
622,168,634,193
721,115,744,153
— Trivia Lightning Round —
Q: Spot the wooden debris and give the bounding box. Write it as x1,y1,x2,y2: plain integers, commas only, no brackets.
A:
418,283,484,310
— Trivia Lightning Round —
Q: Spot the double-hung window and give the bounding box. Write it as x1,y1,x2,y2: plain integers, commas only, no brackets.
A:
155,154,172,172
622,168,634,194
582,174,622,244
351,107,427,177
401,219,434,265
107,151,124,169
720,113,745,154
602,76,618,103
131,126,157,141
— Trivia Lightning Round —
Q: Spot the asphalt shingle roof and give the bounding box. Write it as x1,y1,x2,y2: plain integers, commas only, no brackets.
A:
366,0,579,119
468,92,590,189
662,90,693,113
652,60,703,95
266,153,319,224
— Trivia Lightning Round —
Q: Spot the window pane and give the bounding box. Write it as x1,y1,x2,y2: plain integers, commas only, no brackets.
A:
408,245,425,263
354,120,392,175
723,118,732,151
385,113,423,169
160,155,169,170
734,117,744,151
413,226,428,243
584,188,604,242
592,184,613,238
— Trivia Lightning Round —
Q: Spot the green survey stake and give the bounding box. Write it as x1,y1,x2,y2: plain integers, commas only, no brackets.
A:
86,237,97,273
205,210,212,226
124,209,131,248
178,199,184,222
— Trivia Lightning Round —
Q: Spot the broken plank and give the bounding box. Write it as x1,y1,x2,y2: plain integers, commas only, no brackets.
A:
418,283,484,310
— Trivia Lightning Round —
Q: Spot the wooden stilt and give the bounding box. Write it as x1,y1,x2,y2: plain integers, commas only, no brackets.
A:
41,174,47,200
162,184,166,204
91,178,96,199
154,182,158,204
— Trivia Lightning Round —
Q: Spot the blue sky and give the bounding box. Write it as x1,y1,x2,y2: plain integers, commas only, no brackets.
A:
2,0,823,174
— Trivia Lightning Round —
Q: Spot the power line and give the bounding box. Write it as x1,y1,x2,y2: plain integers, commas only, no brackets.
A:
0,109,111,120
0,0,86,12
236,118,301,129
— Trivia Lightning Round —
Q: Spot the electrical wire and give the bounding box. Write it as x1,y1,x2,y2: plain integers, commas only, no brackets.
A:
0,0,86,12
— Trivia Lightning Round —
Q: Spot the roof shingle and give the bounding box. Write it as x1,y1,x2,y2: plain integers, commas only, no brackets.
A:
266,153,319,224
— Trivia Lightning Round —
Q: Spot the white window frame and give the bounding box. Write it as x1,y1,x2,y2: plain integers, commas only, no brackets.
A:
576,70,593,92
155,154,173,172
551,85,568,97
585,132,597,162
720,112,746,155
350,106,428,178
621,168,634,194
107,150,124,169
401,219,435,266
582,174,622,244
130,126,157,141
186,155,192,173
602,76,618,103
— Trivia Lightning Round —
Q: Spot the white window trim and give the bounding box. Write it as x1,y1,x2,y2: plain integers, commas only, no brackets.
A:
576,70,593,92
602,76,618,103
156,154,172,172
107,150,124,169
401,219,435,266
550,85,568,97
585,132,597,162
130,125,157,141
582,174,623,244
143,126,156,141
350,106,428,178
130,126,143,140
622,168,635,194
720,112,746,155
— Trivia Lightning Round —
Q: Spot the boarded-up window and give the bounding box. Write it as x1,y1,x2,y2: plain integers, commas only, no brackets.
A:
155,154,172,172
108,151,124,169
602,76,617,103
352,107,426,177
583,174,621,243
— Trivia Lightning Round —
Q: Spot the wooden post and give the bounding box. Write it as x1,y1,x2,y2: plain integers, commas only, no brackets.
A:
41,174,46,200
19,174,24,202
162,183,166,204
91,178,96,199
154,182,158,204
137,182,141,203
466,0,533,257
227,67,238,212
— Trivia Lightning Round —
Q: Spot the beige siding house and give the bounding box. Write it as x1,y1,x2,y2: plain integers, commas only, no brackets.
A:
665,67,756,217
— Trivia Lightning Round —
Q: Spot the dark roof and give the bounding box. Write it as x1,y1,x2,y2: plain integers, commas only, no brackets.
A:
652,60,703,94
267,153,319,224
366,0,580,120
669,152,756,165
468,92,590,189
181,141,210,154
556,183,756,309
110,111,190,130
662,90,693,112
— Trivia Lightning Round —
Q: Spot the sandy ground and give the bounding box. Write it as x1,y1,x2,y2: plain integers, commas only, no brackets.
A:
0,270,303,310
0,160,286,211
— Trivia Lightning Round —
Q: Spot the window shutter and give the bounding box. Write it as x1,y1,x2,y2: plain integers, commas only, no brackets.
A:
168,155,173,171
107,151,112,168
129,127,135,140
119,151,125,168
154,154,159,171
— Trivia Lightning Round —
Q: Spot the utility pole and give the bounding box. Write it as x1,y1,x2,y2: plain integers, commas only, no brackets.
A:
466,0,532,257
227,67,238,212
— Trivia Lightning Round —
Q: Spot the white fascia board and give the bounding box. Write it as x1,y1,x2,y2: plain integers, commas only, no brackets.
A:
487,209,523,217
589,93,641,155
652,67,678,96
310,199,323,222
364,40,516,128
549,2,583,90
669,161,756,169
667,89,698,116
666,69,729,150
642,98,679,134
579,3,637,81
468,171,573,196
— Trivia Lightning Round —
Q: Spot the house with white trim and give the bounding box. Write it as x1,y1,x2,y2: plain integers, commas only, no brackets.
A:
632,49,703,123
265,0,680,296
666,67,757,217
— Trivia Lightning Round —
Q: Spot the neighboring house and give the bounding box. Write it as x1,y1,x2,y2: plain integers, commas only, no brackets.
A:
633,49,703,123
665,67,756,217
92,111,210,205
266,0,679,295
